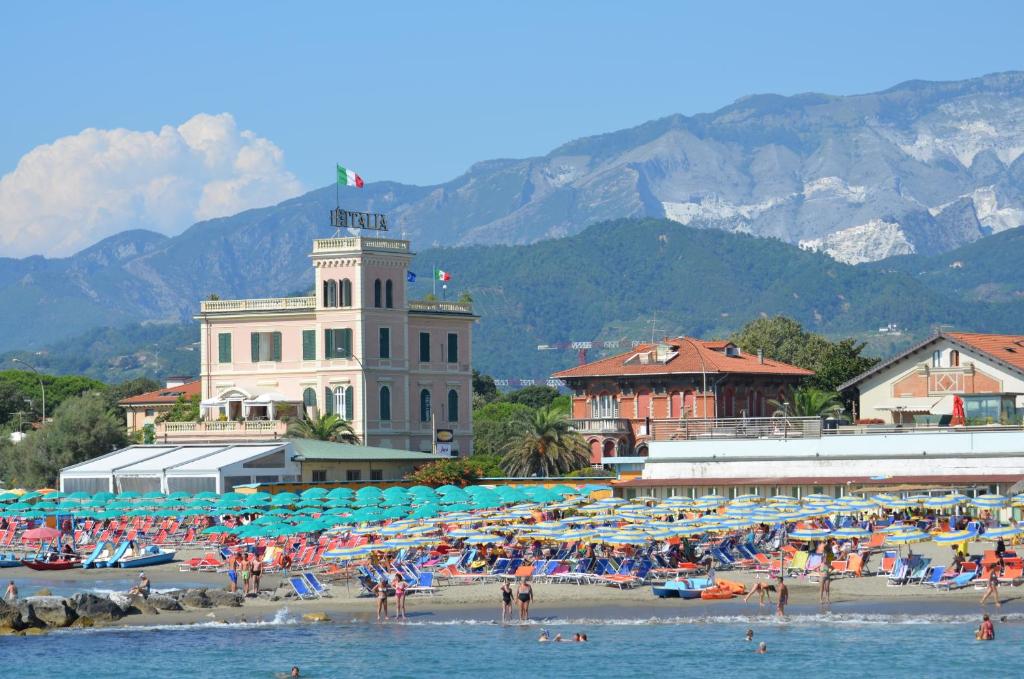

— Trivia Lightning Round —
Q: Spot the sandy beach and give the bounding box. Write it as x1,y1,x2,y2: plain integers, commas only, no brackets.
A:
6,540,1016,630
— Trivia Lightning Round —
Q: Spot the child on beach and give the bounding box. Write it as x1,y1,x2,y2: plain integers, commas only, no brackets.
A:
775,578,788,617
4,580,16,602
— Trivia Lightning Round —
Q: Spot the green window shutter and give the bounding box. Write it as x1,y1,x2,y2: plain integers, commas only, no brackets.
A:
302,330,315,361
419,332,430,362
379,328,390,359
379,386,391,421
324,329,334,359
218,333,231,363
345,385,354,421
448,389,459,422
342,329,352,358
447,333,458,363
250,332,259,362
324,387,334,415
272,332,282,361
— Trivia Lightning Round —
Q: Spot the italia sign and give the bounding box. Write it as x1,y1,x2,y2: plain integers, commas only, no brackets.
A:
330,207,388,231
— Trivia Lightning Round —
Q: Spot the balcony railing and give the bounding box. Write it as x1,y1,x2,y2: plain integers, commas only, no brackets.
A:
313,237,410,253
570,418,632,434
200,297,315,313
408,300,473,314
157,420,288,440
650,416,824,441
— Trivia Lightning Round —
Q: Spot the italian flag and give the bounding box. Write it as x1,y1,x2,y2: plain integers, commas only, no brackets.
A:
434,268,451,282
336,164,364,188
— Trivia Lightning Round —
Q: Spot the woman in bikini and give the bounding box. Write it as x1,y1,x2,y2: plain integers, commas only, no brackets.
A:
374,579,390,621
393,574,408,620
517,578,534,621
500,581,513,622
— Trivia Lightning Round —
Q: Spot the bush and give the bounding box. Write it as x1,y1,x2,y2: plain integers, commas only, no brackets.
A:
565,467,613,478
405,457,503,487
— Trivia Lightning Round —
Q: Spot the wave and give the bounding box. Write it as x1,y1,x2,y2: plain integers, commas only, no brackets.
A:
52,608,299,635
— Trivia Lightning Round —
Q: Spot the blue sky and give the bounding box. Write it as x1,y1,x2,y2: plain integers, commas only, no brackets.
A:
1,1,1023,255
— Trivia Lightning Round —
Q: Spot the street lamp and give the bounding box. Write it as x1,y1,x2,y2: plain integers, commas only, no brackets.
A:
12,357,45,423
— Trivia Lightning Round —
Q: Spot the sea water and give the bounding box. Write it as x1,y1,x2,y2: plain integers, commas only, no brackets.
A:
4,609,1020,678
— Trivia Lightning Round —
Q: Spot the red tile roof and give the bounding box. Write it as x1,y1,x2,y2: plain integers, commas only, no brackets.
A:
119,380,200,406
552,337,813,379
945,332,1024,373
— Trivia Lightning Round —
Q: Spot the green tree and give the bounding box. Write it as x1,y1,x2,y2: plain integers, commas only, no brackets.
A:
730,316,878,391
768,386,845,417
5,393,127,487
472,370,499,404
500,405,591,477
286,413,359,444
472,401,534,457
104,377,162,411
157,394,201,423
405,457,502,487
501,385,560,410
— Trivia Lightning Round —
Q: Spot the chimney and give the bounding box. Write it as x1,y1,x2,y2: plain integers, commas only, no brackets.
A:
165,375,190,389
757,349,764,364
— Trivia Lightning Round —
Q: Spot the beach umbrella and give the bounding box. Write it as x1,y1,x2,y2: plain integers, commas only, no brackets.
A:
65,491,91,501
830,527,871,540
787,528,832,541
301,487,328,498
970,494,1008,509
923,495,964,509
885,530,930,544
92,491,115,502
931,530,978,545
979,526,1023,541
143,491,165,499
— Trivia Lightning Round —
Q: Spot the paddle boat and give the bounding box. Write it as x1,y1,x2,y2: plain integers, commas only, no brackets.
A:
112,543,176,568
652,576,714,599
21,552,81,570
0,552,21,568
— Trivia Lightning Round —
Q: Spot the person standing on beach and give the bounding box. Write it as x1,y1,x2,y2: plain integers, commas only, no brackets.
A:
819,562,832,605
227,553,238,593
500,581,513,622
239,553,252,596
373,579,390,621
4,580,16,602
517,578,534,621
252,553,263,595
393,574,408,620
776,578,788,617
980,561,1002,608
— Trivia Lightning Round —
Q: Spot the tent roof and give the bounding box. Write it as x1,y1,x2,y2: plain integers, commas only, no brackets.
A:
288,438,439,461
166,443,287,475
62,446,179,475
115,445,230,474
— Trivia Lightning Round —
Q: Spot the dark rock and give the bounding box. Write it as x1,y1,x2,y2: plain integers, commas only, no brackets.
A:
206,590,243,608
16,601,43,628
33,588,52,596
178,589,213,609
71,616,95,628
146,594,183,612
0,599,27,631
23,597,77,628
69,593,126,622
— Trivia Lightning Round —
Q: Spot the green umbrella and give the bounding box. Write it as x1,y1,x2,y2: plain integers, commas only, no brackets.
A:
220,492,244,503
166,491,191,500
92,491,115,502
194,491,218,500
143,491,165,499
0,493,20,503
117,491,141,499
326,488,354,499
301,487,328,499
355,486,383,497
18,491,42,502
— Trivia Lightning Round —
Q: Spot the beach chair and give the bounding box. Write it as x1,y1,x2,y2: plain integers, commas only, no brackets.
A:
289,575,320,599
886,559,908,586
920,565,945,586
786,551,809,576
302,572,332,597
551,558,592,585
935,571,976,590
907,557,932,584
510,564,534,580
408,572,437,596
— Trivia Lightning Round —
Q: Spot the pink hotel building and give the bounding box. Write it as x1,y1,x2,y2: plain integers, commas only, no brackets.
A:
187,236,476,456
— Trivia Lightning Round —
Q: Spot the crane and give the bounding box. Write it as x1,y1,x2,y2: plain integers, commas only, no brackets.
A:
537,338,642,366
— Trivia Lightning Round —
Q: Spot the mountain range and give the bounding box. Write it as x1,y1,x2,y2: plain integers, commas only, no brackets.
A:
5,71,1024,375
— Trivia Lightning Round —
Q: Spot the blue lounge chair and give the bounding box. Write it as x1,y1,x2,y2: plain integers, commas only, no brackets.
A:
920,565,945,586
289,575,319,599
303,572,332,596
409,572,437,595
935,571,976,590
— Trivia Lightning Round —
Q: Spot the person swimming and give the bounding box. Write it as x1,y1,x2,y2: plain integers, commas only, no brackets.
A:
756,642,768,654
745,629,754,642
538,629,551,642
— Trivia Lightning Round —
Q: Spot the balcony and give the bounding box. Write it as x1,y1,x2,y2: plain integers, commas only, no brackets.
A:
407,300,473,315
571,418,632,435
313,237,410,254
650,417,824,441
200,297,315,314
156,420,288,442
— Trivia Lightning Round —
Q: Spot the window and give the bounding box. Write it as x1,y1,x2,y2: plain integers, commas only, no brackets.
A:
373,279,382,308
420,389,432,422
302,388,317,409
379,327,391,359
950,349,960,367
144,409,155,417
346,470,362,481
323,280,337,307
311,470,327,483
447,389,459,422
324,328,352,359
370,469,383,481
932,350,941,367
250,331,282,362
302,329,316,361
385,280,394,308
332,385,355,421
419,332,431,362
447,332,458,363
379,386,392,422
591,393,618,418
340,278,352,307
217,333,232,363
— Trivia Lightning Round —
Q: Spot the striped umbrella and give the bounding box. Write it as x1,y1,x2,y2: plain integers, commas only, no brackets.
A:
931,530,978,545
885,530,930,544
979,526,1023,541
788,528,832,541
923,495,964,509
970,494,1008,509
831,527,871,540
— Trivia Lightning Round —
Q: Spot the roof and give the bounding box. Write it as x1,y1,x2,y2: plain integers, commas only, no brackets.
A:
119,380,201,406
62,446,180,475
838,331,1024,392
615,473,1024,487
166,444,286,475
551,337,814,380
288,438,440,462
115,445,230,474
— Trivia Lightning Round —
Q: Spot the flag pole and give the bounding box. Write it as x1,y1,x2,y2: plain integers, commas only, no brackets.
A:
335,164,339,209
432,264,436,297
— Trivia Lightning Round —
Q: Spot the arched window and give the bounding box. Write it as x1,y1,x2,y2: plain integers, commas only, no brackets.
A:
385,280,394,308
340,279,352,307
332,386,354,421
302,387,317,409
373,279,382,308
323,280,337,307
379,386,392,422
950,349,960,367
420,389,431,422
447,389,459,422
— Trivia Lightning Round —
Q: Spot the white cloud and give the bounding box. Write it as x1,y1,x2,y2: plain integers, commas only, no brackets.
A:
0,113,303,258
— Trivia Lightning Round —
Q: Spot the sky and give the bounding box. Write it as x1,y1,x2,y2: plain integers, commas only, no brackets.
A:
2,1,1024,257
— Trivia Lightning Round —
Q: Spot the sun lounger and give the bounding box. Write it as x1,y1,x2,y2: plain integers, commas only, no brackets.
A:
935,571,976,590
906,558,932,584
920,565,945,586
786,551,809,576
289,575,319,599
886,558,908,586
302,572,332,597
551,558,592,585
408,572,437,595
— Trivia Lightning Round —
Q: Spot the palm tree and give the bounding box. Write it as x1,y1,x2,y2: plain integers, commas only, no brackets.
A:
287,413,359,444
500,405,591,477
768,387,844,418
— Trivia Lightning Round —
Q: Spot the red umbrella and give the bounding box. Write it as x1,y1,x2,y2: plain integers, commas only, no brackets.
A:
950,394,966,427
21,526,60,541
